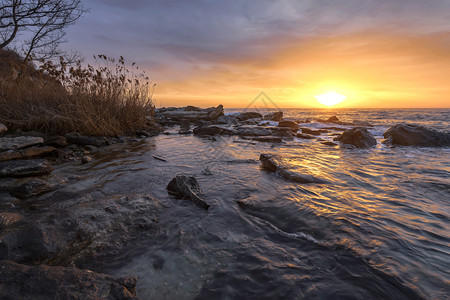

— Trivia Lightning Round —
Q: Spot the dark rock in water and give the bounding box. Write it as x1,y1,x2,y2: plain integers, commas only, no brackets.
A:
301,128,328,136
335,127,377,148
65,133,107,147
252,136,282,143
156,105,224,122
296,133,316,139
179,119,190,133
0,194,160,268
167,175,209,209
0,146,55,162
321,141,338,146
216,115,236,125
237,127,271,137
383,123,450,147
0,260,138,300
327,116,339,123
0,159,54,177
0,136,44,151
352,120,373,127
263,111,283,121
45,136,68,148
135,130,158,137
7,179,52,199
277,120,299,129
321,126,346,131
259,153,327,184
236,112,263,121
273,130,294,140
193,126,235,136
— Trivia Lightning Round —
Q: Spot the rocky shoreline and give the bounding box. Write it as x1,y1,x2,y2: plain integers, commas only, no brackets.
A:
1,105,449,299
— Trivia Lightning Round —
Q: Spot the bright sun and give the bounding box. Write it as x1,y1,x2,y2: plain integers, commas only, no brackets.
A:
315,91,347,107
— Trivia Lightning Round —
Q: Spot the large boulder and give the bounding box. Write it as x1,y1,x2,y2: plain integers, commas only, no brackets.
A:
259,154,327,184
0,260,138,300
167,175,209,209
0,159,54,177
334,127,377,148
236,112,262,121
0,136,43,151
383,123,450,147
263,111,283,121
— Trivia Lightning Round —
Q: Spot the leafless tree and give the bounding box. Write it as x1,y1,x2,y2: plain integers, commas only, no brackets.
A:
0,0,86,63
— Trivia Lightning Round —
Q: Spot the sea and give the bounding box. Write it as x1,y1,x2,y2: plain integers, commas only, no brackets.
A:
57,108,449,299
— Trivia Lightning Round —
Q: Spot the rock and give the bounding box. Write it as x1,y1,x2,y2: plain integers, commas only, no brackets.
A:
352,120,373,127
277,120,299,129
193,126,235,136
135,130,157,137
45,136,67,147
236,112,262,121
216,115,236,125
0,212,25,229
334,127,377,148
259,153,327,184
0,261,138,300
179,119,190,133
0,124,7,135
81,156,92,164
327,116,339,123
237,127,272,137
0,194,160,268
383,123,450,147
0,146,55,162
321,126,346,131
167,175,209,209
156,105,224,122
0,136,43,151
321,141,338,146
263,111,283,121
0,159,54,177
296,133,316,139
252,136,282,143
273,130,294,139
301,128,327,136
6,179,52,199
65,133,107,147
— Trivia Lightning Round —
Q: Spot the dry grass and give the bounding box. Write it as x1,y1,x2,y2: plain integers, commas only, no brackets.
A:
0,50,154,136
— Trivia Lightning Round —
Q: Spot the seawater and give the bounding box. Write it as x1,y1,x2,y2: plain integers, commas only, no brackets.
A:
55,108,449,299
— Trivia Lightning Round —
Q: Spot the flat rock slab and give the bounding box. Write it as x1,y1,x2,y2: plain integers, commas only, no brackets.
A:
0,159,54,177
0,260,138,300
0,146,55,162
0,136,43,151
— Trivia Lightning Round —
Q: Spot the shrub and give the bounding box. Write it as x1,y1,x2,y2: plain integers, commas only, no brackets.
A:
0,50,154,136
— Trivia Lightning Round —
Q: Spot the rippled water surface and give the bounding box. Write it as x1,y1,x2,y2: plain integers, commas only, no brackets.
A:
55,109,449,299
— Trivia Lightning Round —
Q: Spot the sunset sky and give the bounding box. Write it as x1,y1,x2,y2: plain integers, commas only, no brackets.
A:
64,0,450,108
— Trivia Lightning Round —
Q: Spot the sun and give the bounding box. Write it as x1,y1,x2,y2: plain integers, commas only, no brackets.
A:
315,91,347,107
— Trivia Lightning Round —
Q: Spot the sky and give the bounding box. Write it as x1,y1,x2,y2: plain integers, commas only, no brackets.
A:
63,0,450,108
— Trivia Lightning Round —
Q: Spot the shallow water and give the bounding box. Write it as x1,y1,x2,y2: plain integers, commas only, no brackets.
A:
53,108,449,299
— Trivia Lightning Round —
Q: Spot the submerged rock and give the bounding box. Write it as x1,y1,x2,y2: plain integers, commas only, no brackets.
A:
0,136,43,151
0,146,55,162
179,119,191,134
0,260,138,300
334,127,377,148
236,112,262,121
259,153,327,184
0,159,54,177
167,175,209,209
193,126,235,136
252,136,283,143
383,123,450,147
6,179,52,199
301,128,328,136
263,111,283,121
296,133,316,139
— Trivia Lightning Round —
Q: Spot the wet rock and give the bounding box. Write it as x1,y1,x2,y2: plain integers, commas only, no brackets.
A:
236,112,262,121
259,153,327,184
273,130,294,140
237,127,271,137
301,128,328,136
321,141,338,146
0,146,55,162
383,123,450,147
179,119,190,134
327,116,339,123
0,194,160,268
321,126,346,131
277,120,299,129
156,105,224,122
135,130,158,137
263,111,283,121
352,120,373,127
216,115,236,125
193,126,235,136
0,260,138,300
167,175,209,209
0,212,25,229
65,133,107,147
296,133,316,139
0,159,54,177
334,127,377,148
0,124,7,135
6,179,52,199
81,156,92,164
0,136,43,151
45,136,68,148
252,136,282,143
